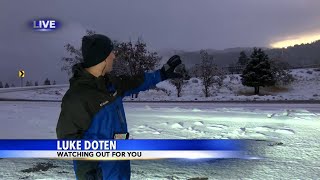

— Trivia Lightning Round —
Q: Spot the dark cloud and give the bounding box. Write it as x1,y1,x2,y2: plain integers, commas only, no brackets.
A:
0,0,320,84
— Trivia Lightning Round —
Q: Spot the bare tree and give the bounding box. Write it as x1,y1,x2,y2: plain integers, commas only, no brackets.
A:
61,30,96,75
170,67,190,97
194,50,225,97
170,78,185,97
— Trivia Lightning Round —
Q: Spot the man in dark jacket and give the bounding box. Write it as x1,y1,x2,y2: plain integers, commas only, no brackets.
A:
56,34,185,180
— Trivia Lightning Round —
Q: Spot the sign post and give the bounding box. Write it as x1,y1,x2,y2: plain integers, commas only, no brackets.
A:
19,70,25,87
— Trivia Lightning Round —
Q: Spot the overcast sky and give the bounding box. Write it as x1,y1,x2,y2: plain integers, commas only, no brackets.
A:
1,0,320,85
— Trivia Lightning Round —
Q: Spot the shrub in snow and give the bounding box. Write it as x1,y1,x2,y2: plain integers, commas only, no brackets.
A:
226,85,233,91
306,70,313,74
44,78,51,85
229,75,236,81
55,90,62,95
191,79,199,83
26,81,33,86
154,87,171,96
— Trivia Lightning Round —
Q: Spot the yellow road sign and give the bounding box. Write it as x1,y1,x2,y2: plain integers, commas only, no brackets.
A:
19,70,25,78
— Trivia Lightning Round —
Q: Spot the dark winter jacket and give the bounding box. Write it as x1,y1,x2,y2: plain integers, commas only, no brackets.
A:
56,63,162,180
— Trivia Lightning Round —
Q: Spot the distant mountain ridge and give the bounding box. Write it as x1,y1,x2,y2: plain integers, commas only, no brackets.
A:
158,41,320,68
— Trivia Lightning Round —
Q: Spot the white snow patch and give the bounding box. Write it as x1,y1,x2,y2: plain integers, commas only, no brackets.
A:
170,123,184,129
193,121,204,126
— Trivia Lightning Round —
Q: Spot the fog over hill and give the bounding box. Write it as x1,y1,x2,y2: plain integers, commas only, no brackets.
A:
159,41,320,69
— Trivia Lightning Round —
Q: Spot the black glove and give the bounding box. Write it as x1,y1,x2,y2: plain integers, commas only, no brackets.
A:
160,55,187,80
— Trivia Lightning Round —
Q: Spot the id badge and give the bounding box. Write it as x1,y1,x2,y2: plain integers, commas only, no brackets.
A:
113,133,129,139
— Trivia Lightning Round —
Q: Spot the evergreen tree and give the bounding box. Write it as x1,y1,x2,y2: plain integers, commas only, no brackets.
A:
26,81,33,86
11,84,15,87
270,60,294,86
53,80,56,85
115,38,161,98
238,51,249,66
44,78,51,85
241,48,275,94
5,83,9,88
35,81,39,86
0,81,3,88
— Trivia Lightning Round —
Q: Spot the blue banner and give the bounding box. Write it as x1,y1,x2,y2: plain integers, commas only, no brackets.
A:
0,139,247,151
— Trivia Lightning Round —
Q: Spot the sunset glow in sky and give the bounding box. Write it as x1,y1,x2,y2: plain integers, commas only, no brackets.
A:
271,33,320,48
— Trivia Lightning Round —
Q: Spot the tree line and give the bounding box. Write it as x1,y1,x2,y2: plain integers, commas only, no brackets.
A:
0,82,14,88
0,78,57,88
163,48,295,97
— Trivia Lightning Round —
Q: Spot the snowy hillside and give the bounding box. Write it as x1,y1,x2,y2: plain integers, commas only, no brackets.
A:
0,68,319,101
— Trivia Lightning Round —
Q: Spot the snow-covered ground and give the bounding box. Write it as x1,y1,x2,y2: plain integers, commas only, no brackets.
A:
0,86,68,101
129,68,320,101
0,68,319,101
0,102,319,179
